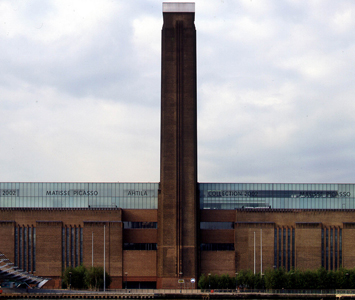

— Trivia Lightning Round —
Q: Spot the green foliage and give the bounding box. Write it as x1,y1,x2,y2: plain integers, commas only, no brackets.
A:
238,270,254,288
236,270,265,289
198,273,236,289
225,267,355,290
219,274,232,289
62,265,87,289
62,265,111,290
198,274,207,289
85,266,111,290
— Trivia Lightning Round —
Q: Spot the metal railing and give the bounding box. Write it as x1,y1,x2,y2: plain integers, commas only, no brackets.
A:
53,288,355,294
0,252,49,287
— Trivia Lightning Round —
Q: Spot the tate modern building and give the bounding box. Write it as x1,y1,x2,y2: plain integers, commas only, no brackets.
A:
1,3,355,289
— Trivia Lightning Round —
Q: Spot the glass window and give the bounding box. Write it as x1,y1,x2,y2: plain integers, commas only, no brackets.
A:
28,227,32,272
123,222,157,229
292,228,295,268
283,228,286,268
278,228,281,267
274,228,277,268
62,227,65,269
33,227,36,272
200,222,234,229
335,228,338,270
80,227,83,265
123,243,157,250
326,228,329,270
200,243,234,251
330,228,333,270
66,227,70,267
71,227,74,267
75,227,79,267
19,226,22,270
14,226,18,267
339,228,342,268
1,182,355,210
287,228,290,271
321,228,324,268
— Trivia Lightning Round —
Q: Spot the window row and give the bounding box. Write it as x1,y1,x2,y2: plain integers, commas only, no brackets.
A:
200,222,234,229
123,243,157,250
123,222,157,229
0,182,159,197
274,227,295,271
200,243,235,251
322,227,342,271
201,198,355,210
199,183,353,192
62,226,83,269
14,226,36,273
0,197,158,209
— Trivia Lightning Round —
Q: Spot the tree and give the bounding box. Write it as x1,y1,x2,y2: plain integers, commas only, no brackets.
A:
62,265,87,289
264,268,287,289
218,274,233,289
85,266,111,290
198,273,236,289
62,265,111,290
198,274,207,289
237,269,254,289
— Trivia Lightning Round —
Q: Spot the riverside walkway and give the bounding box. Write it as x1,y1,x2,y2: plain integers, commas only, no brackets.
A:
3,289,355,300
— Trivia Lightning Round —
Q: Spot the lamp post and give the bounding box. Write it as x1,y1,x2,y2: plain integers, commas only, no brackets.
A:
69,272,72,290
179,272,183,293
208,273,211,290
235,272,238,291
125,272,128,291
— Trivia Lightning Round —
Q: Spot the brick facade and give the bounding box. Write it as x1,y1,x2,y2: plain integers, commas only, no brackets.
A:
0,208,156,289
2,208,355,289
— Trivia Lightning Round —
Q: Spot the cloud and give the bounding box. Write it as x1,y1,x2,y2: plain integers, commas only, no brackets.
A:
197,0,355,183
0,85,160,182
1,0,355,184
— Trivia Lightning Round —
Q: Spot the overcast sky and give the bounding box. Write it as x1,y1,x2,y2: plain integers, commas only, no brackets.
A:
1,0,355,184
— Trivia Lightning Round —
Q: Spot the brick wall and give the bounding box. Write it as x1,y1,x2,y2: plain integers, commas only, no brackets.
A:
0,221,15,262
295,223,321,270
0,208,156,289
200,252,235,276
36,221,63,276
